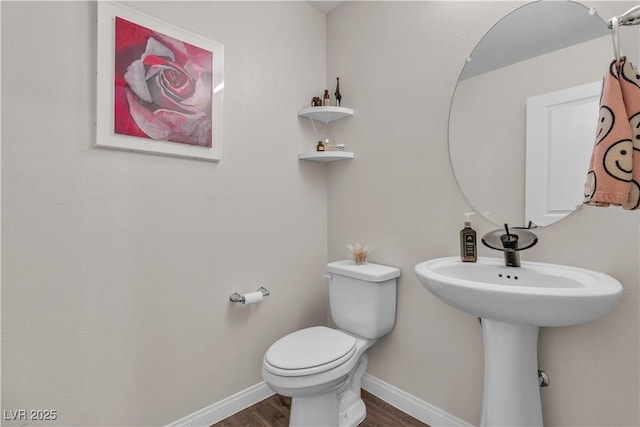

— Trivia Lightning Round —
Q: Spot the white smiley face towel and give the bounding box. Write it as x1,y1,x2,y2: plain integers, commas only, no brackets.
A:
584,57,640,210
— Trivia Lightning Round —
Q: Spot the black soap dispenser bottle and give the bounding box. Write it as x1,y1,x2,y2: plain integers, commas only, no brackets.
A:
460,212,477,262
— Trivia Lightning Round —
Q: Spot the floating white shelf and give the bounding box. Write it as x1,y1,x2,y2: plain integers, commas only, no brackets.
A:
298,106,354,163
298,106,354,123
298,151,354,162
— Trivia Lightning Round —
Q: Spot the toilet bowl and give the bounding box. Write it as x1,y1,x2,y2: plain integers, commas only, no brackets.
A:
262,326,375,426
262,260,400,427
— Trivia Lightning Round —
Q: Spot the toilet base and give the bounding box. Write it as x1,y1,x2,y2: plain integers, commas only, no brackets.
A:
337,352,368,426
289,389,366,427
338,390,366,427
290,391,339,427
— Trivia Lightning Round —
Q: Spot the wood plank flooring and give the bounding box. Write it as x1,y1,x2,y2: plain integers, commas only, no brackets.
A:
212,389,430,427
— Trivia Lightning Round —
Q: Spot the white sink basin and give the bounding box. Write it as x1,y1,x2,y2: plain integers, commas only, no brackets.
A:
415,257,622,327
415,256,623,426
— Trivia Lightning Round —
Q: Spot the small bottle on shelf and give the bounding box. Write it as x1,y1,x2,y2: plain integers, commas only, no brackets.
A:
316,140,325,152
323,90,330,106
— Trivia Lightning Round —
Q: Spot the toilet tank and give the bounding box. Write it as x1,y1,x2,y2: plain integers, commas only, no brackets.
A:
326,260,400,339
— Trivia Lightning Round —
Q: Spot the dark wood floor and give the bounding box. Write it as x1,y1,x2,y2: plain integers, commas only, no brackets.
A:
212,389,430,427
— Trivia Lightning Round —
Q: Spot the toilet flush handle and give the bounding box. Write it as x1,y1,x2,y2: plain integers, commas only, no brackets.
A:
322,273,333,280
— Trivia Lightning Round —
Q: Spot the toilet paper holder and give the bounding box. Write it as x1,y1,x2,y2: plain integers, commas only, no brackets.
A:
229,286,270,304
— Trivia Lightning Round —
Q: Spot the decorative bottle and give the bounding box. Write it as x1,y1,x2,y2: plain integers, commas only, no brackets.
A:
460,212,477,262
323,90,330,106
334,77,342,107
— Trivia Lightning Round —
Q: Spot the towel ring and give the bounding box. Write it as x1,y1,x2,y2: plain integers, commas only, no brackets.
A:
611,16,623,61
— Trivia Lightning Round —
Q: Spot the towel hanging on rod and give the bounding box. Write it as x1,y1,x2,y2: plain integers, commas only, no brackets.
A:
588,5,640,209
583,57,640,210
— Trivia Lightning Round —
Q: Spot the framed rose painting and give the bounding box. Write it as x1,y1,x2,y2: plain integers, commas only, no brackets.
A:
97,2,224,161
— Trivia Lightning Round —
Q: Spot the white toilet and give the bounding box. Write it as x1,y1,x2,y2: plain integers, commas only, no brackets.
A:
262,260,400,427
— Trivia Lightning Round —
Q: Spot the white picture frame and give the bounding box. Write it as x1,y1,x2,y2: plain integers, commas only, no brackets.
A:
96,1,224,161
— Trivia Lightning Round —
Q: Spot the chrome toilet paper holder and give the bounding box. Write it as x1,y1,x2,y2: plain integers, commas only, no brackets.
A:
229,286,270,303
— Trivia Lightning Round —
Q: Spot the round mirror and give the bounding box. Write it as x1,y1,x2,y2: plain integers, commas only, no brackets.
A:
449,1,610,227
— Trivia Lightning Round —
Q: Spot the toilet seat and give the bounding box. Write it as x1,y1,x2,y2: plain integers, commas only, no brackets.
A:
264,326,356,377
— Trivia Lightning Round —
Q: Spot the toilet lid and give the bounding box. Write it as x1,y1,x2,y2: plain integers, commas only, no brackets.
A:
265,326,356,373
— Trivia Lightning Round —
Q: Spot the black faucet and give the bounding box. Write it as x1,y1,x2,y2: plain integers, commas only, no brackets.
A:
482,223,538,267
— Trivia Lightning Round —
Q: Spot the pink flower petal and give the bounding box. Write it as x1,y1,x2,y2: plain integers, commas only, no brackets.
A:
124,60,152,102
142,37,174,61
125,89,171,140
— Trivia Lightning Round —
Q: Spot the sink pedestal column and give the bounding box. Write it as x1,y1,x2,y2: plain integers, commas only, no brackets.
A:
481,319,542,427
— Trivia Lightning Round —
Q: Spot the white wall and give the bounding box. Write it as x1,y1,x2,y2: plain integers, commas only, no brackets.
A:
327,1,639,426
1,2,329,425
2,1,639,427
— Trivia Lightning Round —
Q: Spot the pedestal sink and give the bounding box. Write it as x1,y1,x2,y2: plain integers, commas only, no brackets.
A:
415,257,622,427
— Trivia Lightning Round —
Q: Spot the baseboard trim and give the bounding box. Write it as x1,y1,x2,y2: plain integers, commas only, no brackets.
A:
166,381,275,427
167,374,472,427
361,373,473,427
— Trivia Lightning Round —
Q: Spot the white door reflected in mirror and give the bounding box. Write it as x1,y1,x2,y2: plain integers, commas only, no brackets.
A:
525,81,601,226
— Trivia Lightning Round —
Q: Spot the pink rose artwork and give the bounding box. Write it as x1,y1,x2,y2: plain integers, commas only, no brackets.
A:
114,17,213,147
